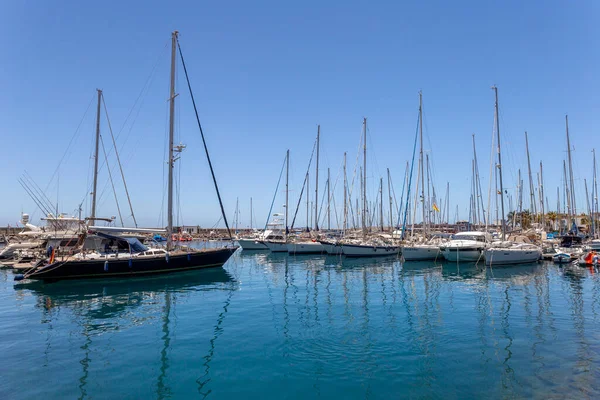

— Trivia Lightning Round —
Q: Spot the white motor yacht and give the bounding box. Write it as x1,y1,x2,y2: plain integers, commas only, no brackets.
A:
237,229,272,250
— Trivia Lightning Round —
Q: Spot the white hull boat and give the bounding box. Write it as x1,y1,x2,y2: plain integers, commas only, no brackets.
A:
484,244,541,265
440,231,490,263
401,244,441,261
341,243,399,258
237,239,268,250
319,240,343,255
264,240,288,253
553,253,572,264
442,247,484,262
0,241,44,260
287,241,325,254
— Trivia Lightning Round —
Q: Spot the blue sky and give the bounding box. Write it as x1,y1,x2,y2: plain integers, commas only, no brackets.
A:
1,0,598,229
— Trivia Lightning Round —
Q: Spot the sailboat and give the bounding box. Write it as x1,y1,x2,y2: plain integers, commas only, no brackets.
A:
286,125,325,255
340,118,400,258
15,31,237,282
400,92,442,261
484,86,542,266
264,150,290,252
237,198,271,250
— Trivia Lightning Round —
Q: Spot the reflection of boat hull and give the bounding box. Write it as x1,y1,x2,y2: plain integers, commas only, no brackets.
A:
441,247,483,262
17,247,237,282
401,245,440,261
237,239,268,250
264,240,288,252
15,267,233,298
342,243,399,258
287,242,325,254
484,248,541,265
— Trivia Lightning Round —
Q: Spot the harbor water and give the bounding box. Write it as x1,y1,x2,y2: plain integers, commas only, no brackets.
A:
1,245,600,399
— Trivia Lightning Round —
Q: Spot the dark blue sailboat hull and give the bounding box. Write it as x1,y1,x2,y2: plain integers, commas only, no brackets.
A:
19,247,237,282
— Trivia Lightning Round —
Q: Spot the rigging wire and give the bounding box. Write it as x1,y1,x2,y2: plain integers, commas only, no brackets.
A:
290,137,318,229
263,154,287,231
99,134,124,226
101,93,138,227
176,38,233,240
398,109,420,238
44,93,96,194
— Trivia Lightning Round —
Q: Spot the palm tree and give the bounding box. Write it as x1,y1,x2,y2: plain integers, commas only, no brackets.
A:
546,211,558,230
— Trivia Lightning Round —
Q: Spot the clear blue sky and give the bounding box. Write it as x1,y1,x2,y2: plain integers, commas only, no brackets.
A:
1,0,598,229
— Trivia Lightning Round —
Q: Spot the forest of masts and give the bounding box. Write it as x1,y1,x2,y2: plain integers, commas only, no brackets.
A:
232,92,599,240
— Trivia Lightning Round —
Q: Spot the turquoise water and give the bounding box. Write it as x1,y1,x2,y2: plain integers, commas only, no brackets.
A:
1,247,600,399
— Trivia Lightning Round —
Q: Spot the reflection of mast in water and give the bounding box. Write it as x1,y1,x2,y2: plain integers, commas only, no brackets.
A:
531,265,557,379
592,267,600,323
78,324,92,400
197,289,235,399
342,269,350,322
361,267,373,399
500,285,516,394
473,276,492,369
313,268,320,324
156,292,172,399
283,256,290,341
325,269,333,324
419,267,440,387
564,267,592,388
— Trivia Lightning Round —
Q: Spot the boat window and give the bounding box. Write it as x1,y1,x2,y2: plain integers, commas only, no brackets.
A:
454,235,486,242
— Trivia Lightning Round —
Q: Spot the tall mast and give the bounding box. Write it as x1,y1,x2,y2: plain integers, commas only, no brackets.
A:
525,131,537,216
362,118,367,236
343,152,348,232
387,168,393,230
564,160,572,224
556,186,560,227
285,149,289,238
426,153,432,227
327,167,331,230
566,115,577,218
306,172,310,231
471,135,478,225
315,125,320,231
445,182,450,225
585,179,591,232
379,177,384,231
90,89,102,220
360,165,364,232
516,169,522,229
593,149,598,238
471,158,477,225
250,197,253,230
472,134,486,226
419,92,426,236
492,86,506,240
235,197,239,234
166,31,178,251
539,162,545,229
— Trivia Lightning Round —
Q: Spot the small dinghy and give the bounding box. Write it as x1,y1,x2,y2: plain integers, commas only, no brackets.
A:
553,253,572,264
